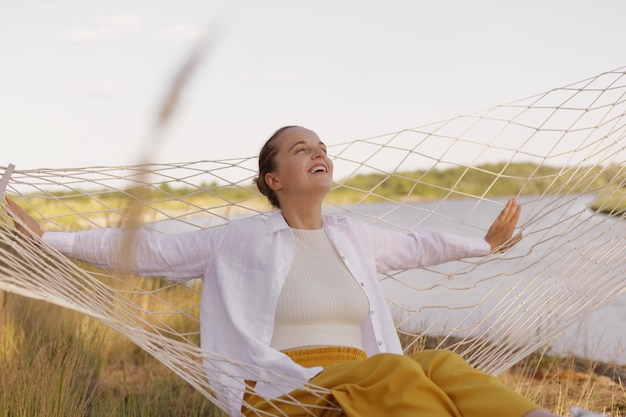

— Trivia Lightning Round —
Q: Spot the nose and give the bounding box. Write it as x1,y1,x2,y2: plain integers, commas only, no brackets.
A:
312,147,325,159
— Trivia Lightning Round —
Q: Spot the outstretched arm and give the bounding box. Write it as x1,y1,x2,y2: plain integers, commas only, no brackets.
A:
485,198,522,253
4,198,43,239
4,197,215,280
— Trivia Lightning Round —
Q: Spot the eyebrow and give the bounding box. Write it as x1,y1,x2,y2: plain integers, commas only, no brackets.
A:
288,140,326,152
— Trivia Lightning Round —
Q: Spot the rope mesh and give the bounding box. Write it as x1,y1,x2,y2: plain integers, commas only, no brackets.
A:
1,67,625,416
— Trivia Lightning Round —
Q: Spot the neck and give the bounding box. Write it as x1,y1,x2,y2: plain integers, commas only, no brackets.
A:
279,199,323,230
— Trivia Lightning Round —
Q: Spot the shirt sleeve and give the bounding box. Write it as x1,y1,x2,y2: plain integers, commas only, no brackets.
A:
366,225,491,272
42,227,223,281
42,231,75,255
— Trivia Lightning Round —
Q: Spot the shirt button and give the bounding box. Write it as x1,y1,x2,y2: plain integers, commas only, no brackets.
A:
378,341,383,346
360,282,365,286
371,310,375,315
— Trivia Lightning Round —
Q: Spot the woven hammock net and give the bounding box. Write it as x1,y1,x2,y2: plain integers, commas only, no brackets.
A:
1,67,625,416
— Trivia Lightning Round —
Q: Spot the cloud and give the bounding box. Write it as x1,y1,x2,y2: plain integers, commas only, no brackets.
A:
219,46,241,56
68,80,125,98
153,24,206,42
61,15,141,44
36,1,70,12
236,70,299,83
268,70,298,82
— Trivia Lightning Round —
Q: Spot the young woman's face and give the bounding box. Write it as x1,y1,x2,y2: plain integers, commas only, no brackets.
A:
265,127,334,200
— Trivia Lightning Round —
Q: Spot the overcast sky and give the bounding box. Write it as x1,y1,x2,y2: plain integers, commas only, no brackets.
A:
2,0,625,170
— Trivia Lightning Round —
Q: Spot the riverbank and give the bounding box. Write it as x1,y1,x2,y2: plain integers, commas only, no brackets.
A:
499,350,626,416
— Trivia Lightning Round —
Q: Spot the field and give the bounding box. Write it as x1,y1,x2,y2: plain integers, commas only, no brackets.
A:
2,290,625,416
0,292,220,417
2,162,624,415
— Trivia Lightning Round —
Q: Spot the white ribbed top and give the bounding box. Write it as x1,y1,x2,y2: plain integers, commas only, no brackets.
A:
270,228,370,351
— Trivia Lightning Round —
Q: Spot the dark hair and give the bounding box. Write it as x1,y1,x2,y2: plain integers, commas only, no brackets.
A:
254,126,300,209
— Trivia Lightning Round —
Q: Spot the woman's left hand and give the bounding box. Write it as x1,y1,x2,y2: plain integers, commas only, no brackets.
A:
485,198,522,253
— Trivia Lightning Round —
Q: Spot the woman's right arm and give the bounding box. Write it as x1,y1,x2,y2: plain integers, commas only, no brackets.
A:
5,198,43,239
4,198,219,281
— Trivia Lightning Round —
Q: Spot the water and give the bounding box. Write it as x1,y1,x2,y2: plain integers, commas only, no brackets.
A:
154,194,626,365
330,194,626,365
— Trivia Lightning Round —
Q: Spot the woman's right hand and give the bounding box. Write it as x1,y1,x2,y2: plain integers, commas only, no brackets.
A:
4,198,43,239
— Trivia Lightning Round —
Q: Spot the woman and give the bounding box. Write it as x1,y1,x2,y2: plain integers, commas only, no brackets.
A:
5,126,606,417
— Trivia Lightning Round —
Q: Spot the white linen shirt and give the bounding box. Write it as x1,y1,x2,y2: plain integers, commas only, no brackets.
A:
43,212,490,416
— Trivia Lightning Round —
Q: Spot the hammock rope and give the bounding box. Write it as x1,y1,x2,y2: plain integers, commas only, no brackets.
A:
1,67,625,416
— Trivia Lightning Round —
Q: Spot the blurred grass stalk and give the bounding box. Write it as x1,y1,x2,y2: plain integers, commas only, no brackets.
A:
0,291,219,417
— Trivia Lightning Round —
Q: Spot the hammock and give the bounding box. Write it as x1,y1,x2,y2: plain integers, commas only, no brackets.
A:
1,67,625,416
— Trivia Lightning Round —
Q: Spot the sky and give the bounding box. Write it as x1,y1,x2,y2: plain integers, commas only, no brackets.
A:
2,0,626,171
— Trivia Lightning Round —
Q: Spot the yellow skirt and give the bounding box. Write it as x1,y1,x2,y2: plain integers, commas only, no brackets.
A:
242,347,540,417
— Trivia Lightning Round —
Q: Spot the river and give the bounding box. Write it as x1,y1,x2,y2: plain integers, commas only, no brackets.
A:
327,194,626,365
152,193,626,365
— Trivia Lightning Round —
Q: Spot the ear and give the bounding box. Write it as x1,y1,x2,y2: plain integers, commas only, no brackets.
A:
264,172,282,191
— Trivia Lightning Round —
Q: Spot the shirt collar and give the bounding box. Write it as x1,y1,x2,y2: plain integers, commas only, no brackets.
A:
265,211,338,234
265,211,290,234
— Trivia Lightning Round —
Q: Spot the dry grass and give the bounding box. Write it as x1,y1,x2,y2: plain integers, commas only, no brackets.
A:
0,291,220,417
3,289,626,416
499,349,626,416
398,331,626,416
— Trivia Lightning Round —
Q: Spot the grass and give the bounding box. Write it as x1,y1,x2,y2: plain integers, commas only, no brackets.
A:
500,348,626,416
591,187,626,217
2,289,625,416
0,291,221,417
2,182,624,415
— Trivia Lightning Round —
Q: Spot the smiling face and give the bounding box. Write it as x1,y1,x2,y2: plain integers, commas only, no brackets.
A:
264,127,334,206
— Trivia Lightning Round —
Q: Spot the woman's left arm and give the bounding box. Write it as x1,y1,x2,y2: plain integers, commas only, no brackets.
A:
365,198,522,272
484,198,522,253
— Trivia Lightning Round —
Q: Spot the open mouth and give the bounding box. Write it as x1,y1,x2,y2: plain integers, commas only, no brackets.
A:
309,165,327,173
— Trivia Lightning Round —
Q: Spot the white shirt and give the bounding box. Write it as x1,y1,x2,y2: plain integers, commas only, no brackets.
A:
43,212,490,415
